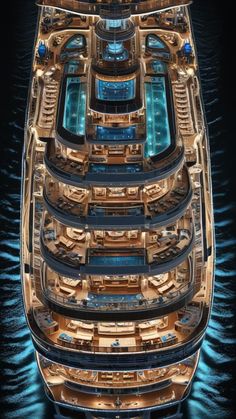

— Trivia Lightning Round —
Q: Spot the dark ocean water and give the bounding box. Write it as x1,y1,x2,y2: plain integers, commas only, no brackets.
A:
0,1,235,418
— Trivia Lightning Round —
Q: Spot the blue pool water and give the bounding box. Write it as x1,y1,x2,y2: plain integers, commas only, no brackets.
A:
96,126,136,141
147,34,167,49
59,333,73,343
152,60,167,74
96,79,135,101
64,35,85,50
89,255,145,266
89,163,142,173
88,206,144,216
65,61,80,74
63,77,86,136
180,316,190,324
103,41,129,62
105,20,123,29
144,76,171,158
87,293,143,304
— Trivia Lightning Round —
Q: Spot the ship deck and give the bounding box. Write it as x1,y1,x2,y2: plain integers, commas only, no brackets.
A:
21,1,214,417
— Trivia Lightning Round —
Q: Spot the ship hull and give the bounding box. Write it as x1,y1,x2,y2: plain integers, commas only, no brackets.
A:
21,1,214,417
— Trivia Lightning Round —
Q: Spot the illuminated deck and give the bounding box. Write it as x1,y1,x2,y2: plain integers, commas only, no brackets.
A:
21,1,214,418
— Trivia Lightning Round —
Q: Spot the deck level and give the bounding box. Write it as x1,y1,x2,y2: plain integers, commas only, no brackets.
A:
21,1,214,418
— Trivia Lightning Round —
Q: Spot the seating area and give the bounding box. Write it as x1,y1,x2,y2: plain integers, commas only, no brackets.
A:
41,359,193,389
91,143,142,160
146,172,189,217
140,10,188,33
44,256,192,310
175,304,202,334
42,212,193,272
40,9,88,34
92,186,141,201
48,150,85,175
33,306,59,334
32,302,203,354
91,230,144,248
58,387,177,410
147,218,192,264
45,177,87,216
144,182,167,202
44,164,190,225
173,82,195,136
46,133,183,180
38,76,59,130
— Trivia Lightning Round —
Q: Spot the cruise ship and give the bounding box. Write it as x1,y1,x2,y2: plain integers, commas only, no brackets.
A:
21,1,214,418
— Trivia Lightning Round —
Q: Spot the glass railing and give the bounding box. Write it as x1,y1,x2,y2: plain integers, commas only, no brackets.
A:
43,281,194,313
44,140,184,184
88,205,144,217
51,334,180,354
63,378,174,393
40,221,195,277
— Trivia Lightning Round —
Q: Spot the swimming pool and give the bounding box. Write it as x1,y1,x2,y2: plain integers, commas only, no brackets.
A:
96,79,135,101
88,206,144,216
146,34,167,50
63,77,86,136
64,35,85,50
89,163,142,174
103,49,128,62
96,126,136,141
89,255,145,266
87,293,143,305
144,76,171,158
152,60,167,74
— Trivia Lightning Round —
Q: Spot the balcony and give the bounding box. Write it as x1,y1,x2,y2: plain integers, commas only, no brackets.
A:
37,353,197,412
37,1,192,18
31,302,203,357
140,8,189,33
49,385,176,412
38,352,197,392
40,212,195,276
43,166,192,230
45,140,184,185
41,256,196,321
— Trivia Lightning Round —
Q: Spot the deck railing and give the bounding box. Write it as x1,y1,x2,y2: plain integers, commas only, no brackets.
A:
37,0,191,16
43,281,194,312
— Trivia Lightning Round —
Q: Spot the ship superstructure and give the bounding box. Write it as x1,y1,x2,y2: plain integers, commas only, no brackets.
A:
21,1,214,418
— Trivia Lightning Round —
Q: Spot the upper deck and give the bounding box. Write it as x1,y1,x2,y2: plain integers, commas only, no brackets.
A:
20,2,215,413
37,0,192,18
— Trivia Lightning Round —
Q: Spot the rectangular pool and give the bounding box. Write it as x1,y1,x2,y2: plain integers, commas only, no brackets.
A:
88,205,144,216
87,293,143,304
89,163,142,174
63,77,86,136
89,255,145,266
96,126,136,141
96,79,135,101
145,76,171,158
